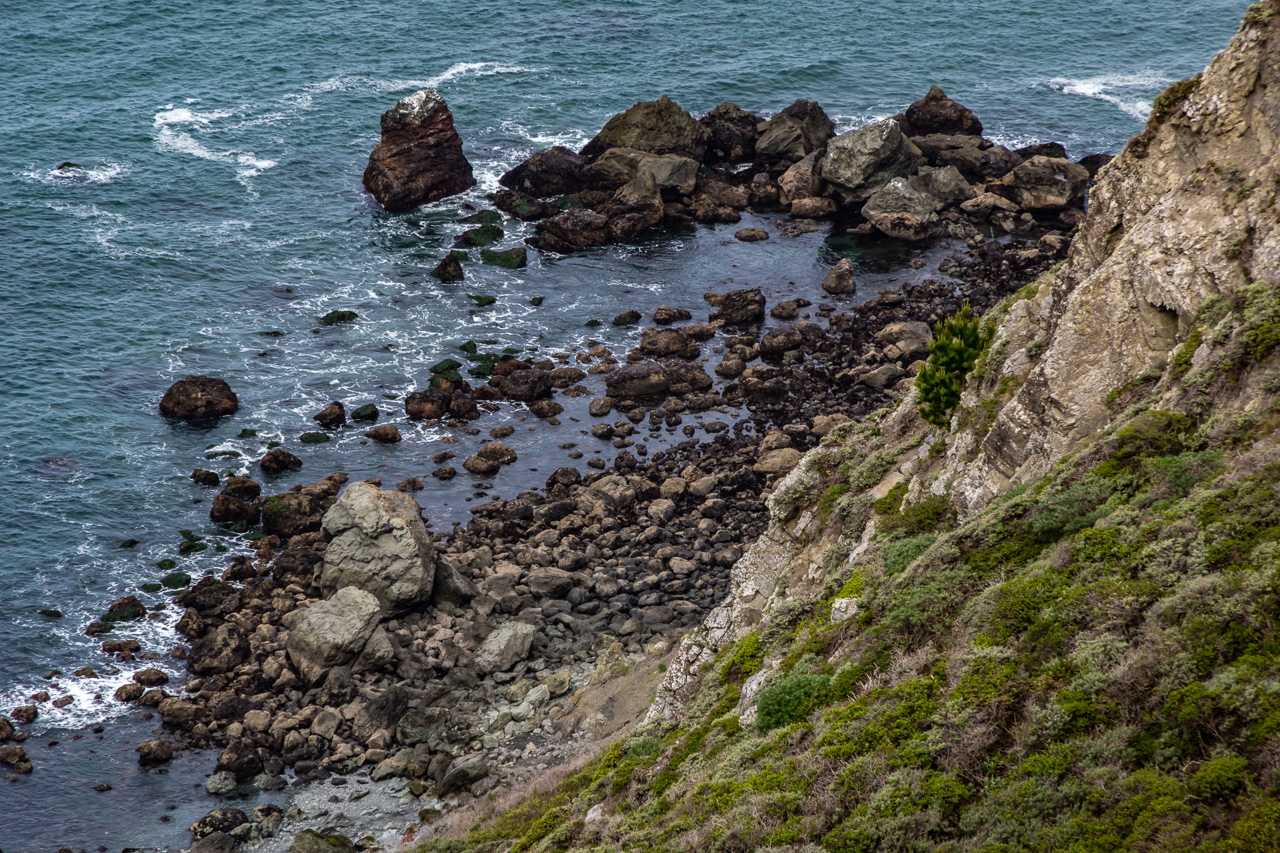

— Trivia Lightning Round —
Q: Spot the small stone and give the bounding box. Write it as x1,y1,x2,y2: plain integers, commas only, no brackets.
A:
612,309,641,326
364,425,401,443
821,257,857,294
734,227,768,242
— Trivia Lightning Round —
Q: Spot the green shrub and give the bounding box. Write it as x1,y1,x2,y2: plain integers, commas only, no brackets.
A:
882,534,937,574
756,674,832,733
1189,755,1250,803
917,302,992,428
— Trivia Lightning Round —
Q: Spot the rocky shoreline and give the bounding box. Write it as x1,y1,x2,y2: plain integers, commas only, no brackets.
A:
2,85,1095,852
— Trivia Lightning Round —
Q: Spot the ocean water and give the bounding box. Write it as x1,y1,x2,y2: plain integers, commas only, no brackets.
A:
0,0,1245,848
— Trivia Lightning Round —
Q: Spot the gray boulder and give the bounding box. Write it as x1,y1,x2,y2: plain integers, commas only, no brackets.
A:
286,587,382,685
580,95,710,162
908,165,975,210
439,753,490,794
861,177,939,241
584,147,698,195
474,622,536,674
996,155,1091,211
756,99,835,163
820,119,924,205
319,483,435,614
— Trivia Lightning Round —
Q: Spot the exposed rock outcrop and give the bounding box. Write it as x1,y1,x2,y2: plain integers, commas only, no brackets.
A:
362,89,476,213
580,95,711,162
319,483,436,614
285,586,383,685
159,376,239,423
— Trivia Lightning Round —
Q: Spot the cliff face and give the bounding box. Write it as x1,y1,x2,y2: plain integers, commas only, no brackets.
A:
415,7,1280,853
940,6,1279,515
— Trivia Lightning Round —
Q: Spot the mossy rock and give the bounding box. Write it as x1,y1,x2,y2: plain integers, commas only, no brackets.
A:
178,540,206,555
237,429,258,438
480,247,528,269
460,209,502,225
530,296,545,306
467,293,498,307
300,432,331,444
161,571,192,589
454,223,503,248
156,558,177,571
467,353,501,378
119,539,139,549
350,404,379,422
319,310,358,326
103,596,146,623
38,609,62,619
459,340,479,355
585,319,603,327
139,582,163,593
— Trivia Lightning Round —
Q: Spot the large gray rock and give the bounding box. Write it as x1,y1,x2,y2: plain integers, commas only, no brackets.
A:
320,483,435,614
473,622,536,674
909,165,975,210
584,147,698,195
820,119,924,205
362,89,476,213
580,95,710,162
861,177,940,241
439,752,490,794
995,155,1091,211
756,99,835,163
286,587,382,685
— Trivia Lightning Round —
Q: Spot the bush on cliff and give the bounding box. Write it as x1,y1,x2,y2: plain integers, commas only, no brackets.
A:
916,302,990,428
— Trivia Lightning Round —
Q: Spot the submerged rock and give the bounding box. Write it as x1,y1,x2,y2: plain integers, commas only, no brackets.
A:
159,376,239,423
362,89,476,213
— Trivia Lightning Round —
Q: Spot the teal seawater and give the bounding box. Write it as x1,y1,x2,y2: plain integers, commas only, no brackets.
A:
0,1,1245,848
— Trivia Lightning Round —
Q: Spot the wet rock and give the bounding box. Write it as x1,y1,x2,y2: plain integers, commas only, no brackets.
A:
289,829,356,853
319,309,358,326
580,95,710,162
320,482,436,613
0,717,13,741
205,771,237,796
137,738,174,766
820,119,924,205
260,448,302,474
909,165,975,210
498,368,552,401
820,258,857,295
708,287,765,326
454,223,503,248
405,388,450,420
0,744,32,774
549,366,587,387
210,491,260,526
351,403,379,422
1077,152,1114,177
605,171,664,241
133,668,169,687
639,327,699,359
480,246,528,268
216,738,264,782
734,227,768,242
605,362,670,399
862,177,940,240
397,477,424,492
533,208,610,252
771,298,808,320
191,469,220,487
158,697,205,728
260,491,321,538
474,622,536,674
362,89,476,213
500,145,587,198
995,156,1090,211
585,148,698,195
653,306,692,324
431,254,464,282
433,466,456,480
755,99,836,163
191,832,237,853
159,376,239,423
613,309,642,326
902,86,983,136
778,150,823,203
364,424,401,443
286,587,382,685
114,683,144,702
311,402,346,429
699,102,760,165
103,595,146,623
790,196,837,219
190,808,248,841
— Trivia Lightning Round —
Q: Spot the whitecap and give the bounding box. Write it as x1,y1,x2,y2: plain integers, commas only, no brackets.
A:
153,105,235,127
1047,72,1169,120
22,161,132,186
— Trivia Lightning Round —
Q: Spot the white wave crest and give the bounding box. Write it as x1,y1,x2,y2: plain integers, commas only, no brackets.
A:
1048,72,1169,120
308,62,540,97
22,161,132,186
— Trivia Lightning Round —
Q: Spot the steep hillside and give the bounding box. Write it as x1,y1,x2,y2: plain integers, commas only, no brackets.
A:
416,4,1280,852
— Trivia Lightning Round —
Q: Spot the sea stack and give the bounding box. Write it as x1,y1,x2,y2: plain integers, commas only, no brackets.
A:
362,88,476,213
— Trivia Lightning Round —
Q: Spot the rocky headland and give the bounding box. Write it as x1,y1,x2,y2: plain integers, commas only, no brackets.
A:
9,5,1274,850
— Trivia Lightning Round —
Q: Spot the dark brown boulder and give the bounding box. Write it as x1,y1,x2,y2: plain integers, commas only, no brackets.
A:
215,739,263,782
259,448,301,474
533,208,610,252
190,808,248,841
159,376,239,423
580,95,711,162
209,493,259,526
708,287,766,326
188,623,249,676
312,402,346,428
605,362,670,399
405,388,451,420
137,738,174,766
699,102,761,165
499,146,587,198
902,86,983,137
362,89,476,213
498,368,552,402
364,424,401,443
